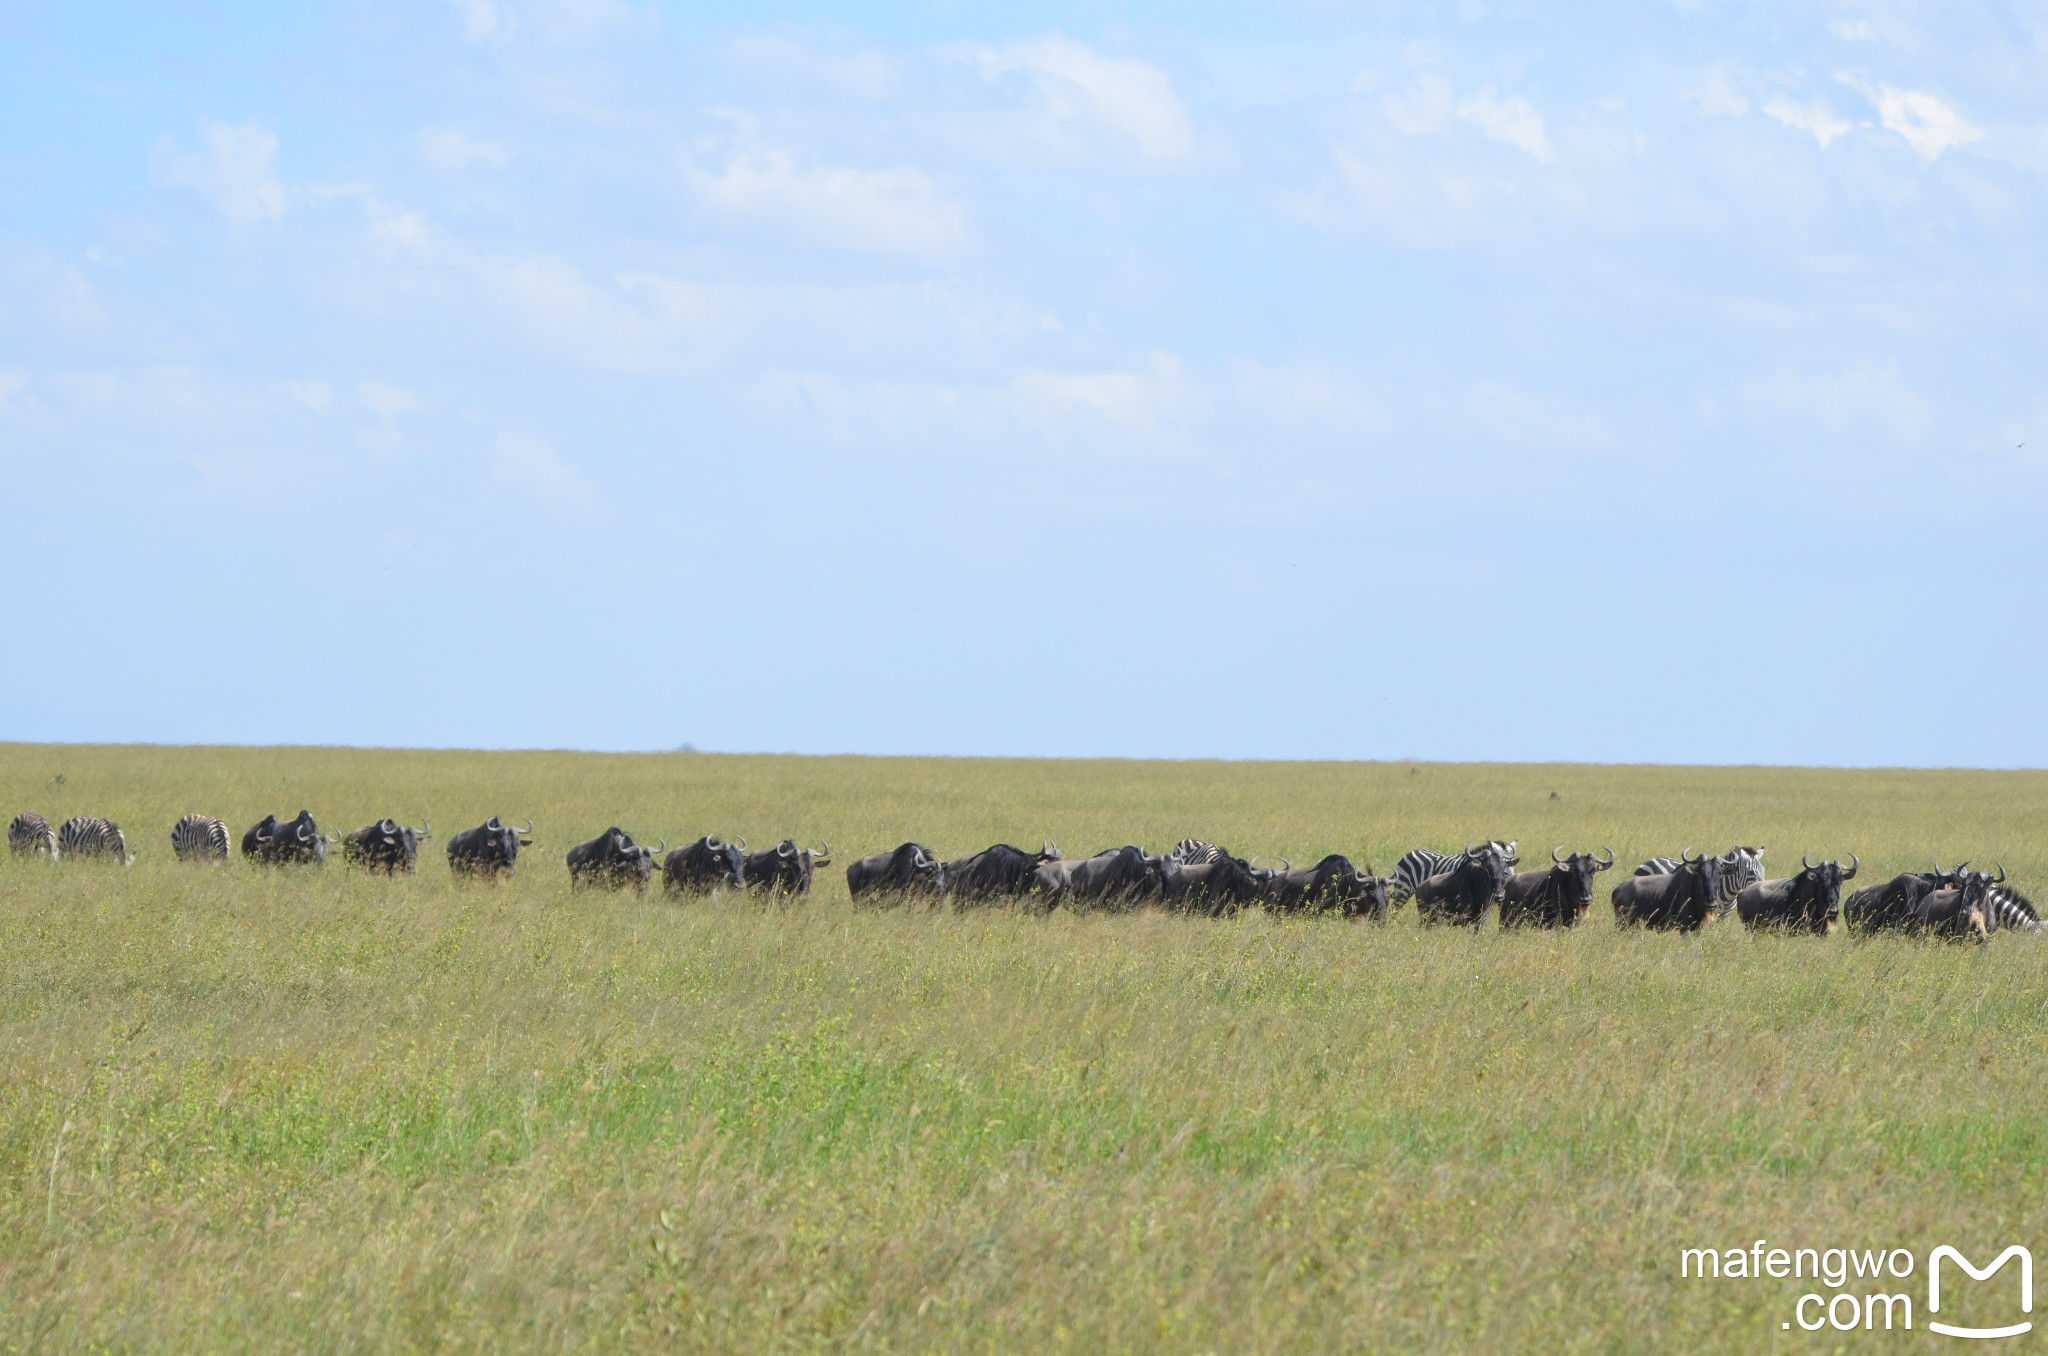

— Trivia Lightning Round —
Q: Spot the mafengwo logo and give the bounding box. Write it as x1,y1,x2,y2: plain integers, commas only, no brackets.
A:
1680,1240,2032,1336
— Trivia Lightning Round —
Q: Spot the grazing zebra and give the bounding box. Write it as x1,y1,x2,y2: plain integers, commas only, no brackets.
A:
59,815,130,864
1391,840,1519,903
171,814,231,862
1634,846,1765,903
9,812,58,858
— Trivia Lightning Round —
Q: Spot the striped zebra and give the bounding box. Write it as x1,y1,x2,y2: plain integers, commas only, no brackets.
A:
171,814,231,862
9,812,58,858
1391,840,1519,903
1174,838,1228,865
59,815,130,864
1634,846,1765,903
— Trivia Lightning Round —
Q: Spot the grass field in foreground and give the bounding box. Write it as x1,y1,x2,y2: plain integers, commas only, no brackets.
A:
2,743,2047,1352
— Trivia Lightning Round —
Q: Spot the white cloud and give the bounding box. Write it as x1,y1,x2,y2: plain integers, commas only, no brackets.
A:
1006,353,1197,442
153,120,287,225
419,128,511,170
1763,96,1853,149
1684,65,1750,120
277,380,332,413
454,0,498,42
1828,20,1876,42
686,146,970,257
1839,74,1982,161
1458,90,1553,160
490,430,600,515
950,35,1200,166
358,381,420,428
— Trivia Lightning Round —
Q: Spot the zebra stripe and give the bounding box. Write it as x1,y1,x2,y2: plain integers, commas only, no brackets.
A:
9,812,58,858
1633,847,1765,903
1391,840,1518,902
1174,838,1228,865
59,815,130,864
1987,884,2041,935
171,814,231,862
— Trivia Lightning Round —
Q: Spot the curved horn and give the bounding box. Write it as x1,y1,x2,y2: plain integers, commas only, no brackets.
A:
1802,852,1815,872
1680,847,1697,863
379,818,398,834
1464,841,1477,857
1995,862,2007,883
813,843,830,859
706,835,722,849
1841,852,1858,880
521,818,534,836
653,838,667,854
1933,858,1944,879
1596,846,1615,868
732,836,746,851
416,822,431,839
1553,845,1567,864
296,820,314,841
777,841,796,857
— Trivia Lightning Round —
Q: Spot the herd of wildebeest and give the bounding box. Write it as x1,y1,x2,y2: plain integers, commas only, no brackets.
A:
6,806,2039,942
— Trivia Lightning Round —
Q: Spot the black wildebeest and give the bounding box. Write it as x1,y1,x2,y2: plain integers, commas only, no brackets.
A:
242,811,331,865
943,841,1061,906
1261,854,1392,919
1499,846,1616,928
1903,867,2000,942
59,815,130,864
1160,852,1264,916
1034,846,1168,910
566,827,663,893
845,842,946,903
1634,846,1766,906
342,818,431,875
171,814,231,862
1392,841,1519,903
663,835,747,895
1612,849,1727,931
446,816,533,879
1844,861,1966,936
9,812,57,858
1413,843,1516,926
1736,853,1858,934
745,840,831,899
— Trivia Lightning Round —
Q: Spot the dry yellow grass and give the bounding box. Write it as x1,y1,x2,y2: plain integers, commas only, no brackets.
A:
3,744,2046,1351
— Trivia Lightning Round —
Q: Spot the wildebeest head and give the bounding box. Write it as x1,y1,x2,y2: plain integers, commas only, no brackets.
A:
1551,845,1615,920
1797,850,1857,924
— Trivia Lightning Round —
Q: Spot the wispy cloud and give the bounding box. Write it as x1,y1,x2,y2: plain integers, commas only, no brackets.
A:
419,128,511,170
153,120,287,224
1839,73,1981,160
490,430,600,516
947,35,1200,168
1763,95,1853,149
685,145,971,257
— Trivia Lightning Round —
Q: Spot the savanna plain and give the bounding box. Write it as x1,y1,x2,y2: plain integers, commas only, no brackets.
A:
2,743,2046,1353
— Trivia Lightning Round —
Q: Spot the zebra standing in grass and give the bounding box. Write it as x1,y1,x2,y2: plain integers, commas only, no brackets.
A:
1634,846,1765,904
1391,840,1519,903
171,814,231,862
9,812,58,858
59,815,129,864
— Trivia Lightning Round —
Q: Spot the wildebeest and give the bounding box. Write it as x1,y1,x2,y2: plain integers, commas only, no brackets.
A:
942,841,1061,906
1612,849,1727,931
663,835,747,895
58,815,130,864
745,840,830,899
1159,852,1264,916
1260,854,1391,919
241,811,331,866
1499,846,1616,928
1634,846,1766,905
171,814,231,862
342,819,431,874
9,812,57,858
1736,853,1858,934
1413,843,1517,926
1033,846,1168,909
566,827,663,893
1392,840,1519,903
1848,864,1998,941
446,816,533,879
845,842,946,903
1844,861,1965,936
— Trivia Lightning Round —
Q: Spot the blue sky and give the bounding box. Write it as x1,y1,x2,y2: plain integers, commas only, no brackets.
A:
2,1,2044,764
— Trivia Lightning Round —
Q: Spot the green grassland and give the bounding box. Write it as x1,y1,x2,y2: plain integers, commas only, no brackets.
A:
2,743,2046,1352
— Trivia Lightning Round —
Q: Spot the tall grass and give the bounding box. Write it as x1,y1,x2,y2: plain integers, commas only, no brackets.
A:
2,744,2045,1351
